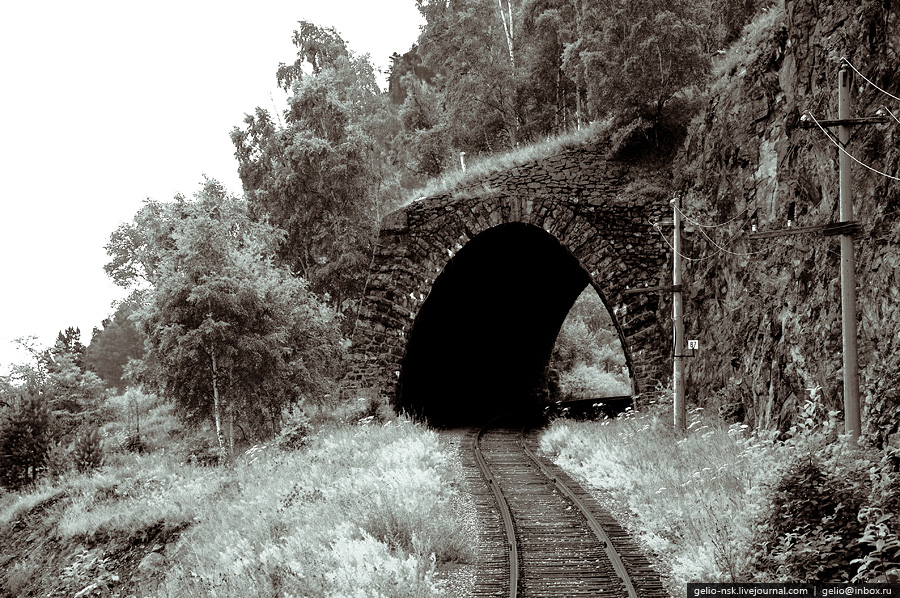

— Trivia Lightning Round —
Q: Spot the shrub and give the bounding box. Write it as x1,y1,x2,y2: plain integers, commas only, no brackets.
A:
558,363,630,399
0,391,54,490
747,395,899,582
72,428,104,474
854,506,900,582
44,441,73,480
276,407,312,451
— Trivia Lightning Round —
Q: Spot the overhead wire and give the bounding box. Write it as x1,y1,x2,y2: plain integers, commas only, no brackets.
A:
805,111,900,182
675,196,758,229
673,203,768,258
842,57,900,104
882,105,900,125
651,215,766,263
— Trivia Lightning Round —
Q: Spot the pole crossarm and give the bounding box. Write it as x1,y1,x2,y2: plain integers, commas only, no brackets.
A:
622,284,683,295
799,116,889,128
748,220,862,240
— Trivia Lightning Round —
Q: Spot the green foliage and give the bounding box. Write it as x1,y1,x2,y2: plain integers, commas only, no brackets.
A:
103,198,176,289
853,506,900,582
53,327,86,371
551,288,628,398
398,75,452,177
404,0,765,166
558,363,630,398
565,0,708,123
3,420,468,596
275,406,312,451
541,391,900,590
84,299,146,392
0,390,53,490
752,455,864,581
743,395,900,583
412,0,521,151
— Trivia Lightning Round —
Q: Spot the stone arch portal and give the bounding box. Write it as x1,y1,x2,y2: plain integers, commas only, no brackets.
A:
343,144,673,426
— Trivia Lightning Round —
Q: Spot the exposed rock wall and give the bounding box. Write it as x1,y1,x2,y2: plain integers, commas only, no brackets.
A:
676,0,900,444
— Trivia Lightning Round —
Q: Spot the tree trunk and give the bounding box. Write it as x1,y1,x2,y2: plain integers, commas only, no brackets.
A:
228,404,235,456
497,0,515,68
575,84,583,130
210,351,226,462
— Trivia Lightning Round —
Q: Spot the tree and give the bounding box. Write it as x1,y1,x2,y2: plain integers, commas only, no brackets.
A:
231,22,400,317
53,327,86,371
519,0,580,136
132,180,343,455
104,198,180,290
398,74,452,177
85,299,146,392
0,388,53,490
562,0,708,124
413,0,524,152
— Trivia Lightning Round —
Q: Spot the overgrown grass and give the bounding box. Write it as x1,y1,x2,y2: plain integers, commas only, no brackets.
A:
2,417,471,597
541,405,777,590
159,419,469,597
399,122,607,208
540,397,900,592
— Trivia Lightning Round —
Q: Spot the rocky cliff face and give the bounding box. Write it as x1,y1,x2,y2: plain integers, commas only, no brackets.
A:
676,0,900,445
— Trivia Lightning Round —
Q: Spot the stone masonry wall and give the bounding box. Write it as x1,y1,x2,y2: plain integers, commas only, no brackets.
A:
344,141,675,409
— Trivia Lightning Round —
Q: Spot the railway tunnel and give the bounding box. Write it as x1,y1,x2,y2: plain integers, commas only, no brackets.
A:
396,222,620,427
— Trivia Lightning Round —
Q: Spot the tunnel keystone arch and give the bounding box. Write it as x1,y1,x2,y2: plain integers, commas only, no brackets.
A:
343,142,673,425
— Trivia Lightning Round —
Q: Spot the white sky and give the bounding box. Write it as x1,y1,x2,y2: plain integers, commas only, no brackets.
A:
0,1,424,373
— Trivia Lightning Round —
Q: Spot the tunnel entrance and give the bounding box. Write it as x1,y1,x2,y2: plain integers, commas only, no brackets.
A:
397,222,602,427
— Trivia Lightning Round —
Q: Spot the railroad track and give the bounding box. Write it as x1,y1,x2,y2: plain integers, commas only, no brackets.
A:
465,413,667,598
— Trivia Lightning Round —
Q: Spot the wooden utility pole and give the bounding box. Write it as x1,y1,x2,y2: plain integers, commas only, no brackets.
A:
672,197,686,432
837,63,862,441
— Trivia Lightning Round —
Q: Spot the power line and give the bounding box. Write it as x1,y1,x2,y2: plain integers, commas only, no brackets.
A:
675,196,758,229
652,220,766,262
674,202,768,259
842,57,900,104
881,105,900,125
806,111,900,182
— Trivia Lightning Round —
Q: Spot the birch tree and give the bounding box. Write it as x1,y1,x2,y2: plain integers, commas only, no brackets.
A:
129,180,343,456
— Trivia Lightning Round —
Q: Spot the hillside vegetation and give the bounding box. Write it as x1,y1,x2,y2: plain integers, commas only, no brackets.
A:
0,396,470,597
541,398,900,593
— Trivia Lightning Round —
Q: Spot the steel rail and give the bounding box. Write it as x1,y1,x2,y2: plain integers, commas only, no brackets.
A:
474,418,520,598
518,426,640,598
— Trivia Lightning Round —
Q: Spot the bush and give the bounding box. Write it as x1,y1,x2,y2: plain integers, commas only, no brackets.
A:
276,407,312,451
0,391,54,490
44,441,73,480
747,396,900,582
72,428,104,474
558,363,630,399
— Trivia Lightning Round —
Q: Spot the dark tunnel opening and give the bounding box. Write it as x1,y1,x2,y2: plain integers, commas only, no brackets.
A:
397,222,595,427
